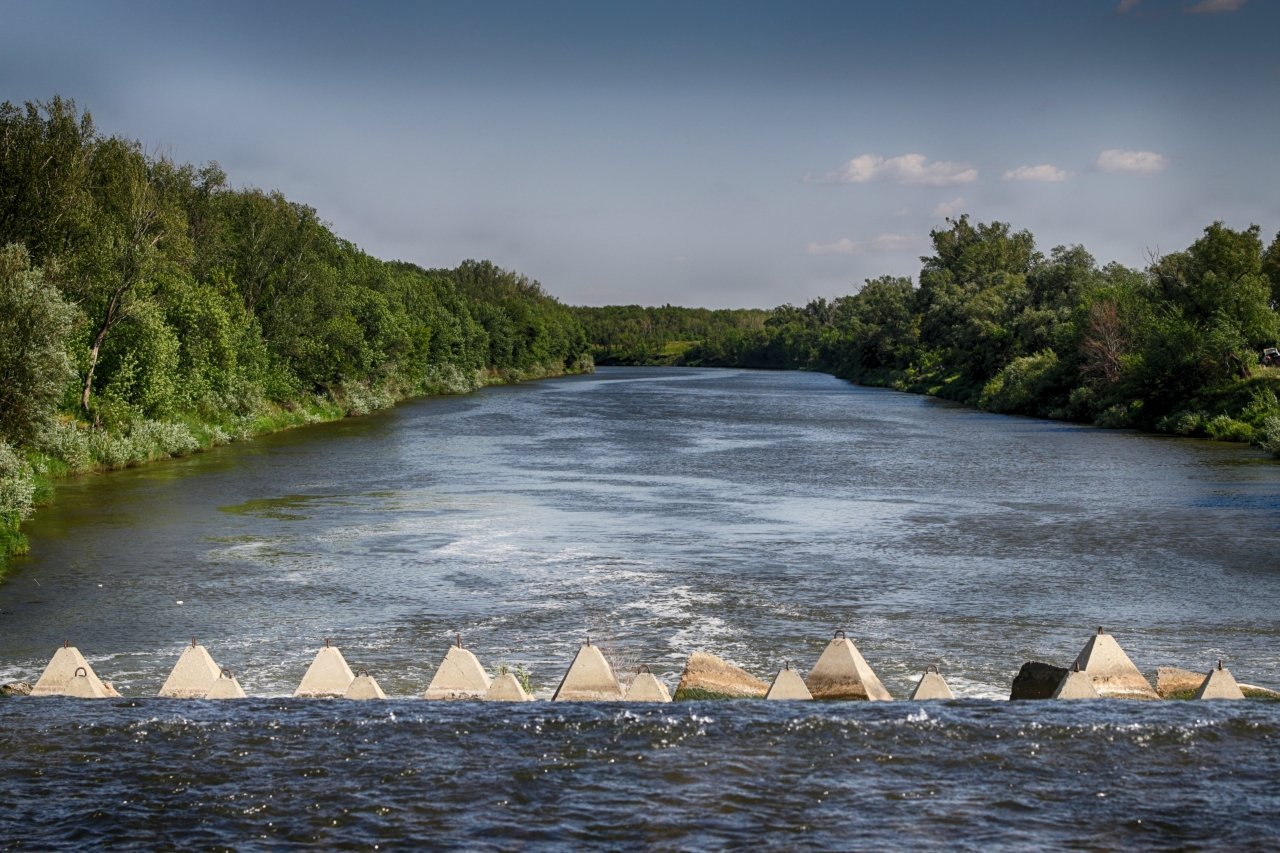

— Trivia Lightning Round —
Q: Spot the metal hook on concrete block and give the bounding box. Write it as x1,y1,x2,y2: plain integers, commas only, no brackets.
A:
220,668,233,679
926,664,940,674
833,629,846,640
74,666,87,678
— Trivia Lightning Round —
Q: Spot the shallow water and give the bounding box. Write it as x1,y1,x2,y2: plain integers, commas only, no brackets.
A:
2,367,1279,846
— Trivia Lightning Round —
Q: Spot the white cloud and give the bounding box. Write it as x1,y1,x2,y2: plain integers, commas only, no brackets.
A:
1096,149,1168,174
807,234,913,255
932,197,966,218
808,153,978,187
1002,164,1071,182
1188,0,1246,12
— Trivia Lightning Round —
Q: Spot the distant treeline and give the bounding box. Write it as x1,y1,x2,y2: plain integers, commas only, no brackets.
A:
580,217,1280,455
0,96,591,566
573,305,769,364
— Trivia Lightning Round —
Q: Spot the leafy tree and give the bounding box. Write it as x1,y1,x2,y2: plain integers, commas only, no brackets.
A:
0,244,78,442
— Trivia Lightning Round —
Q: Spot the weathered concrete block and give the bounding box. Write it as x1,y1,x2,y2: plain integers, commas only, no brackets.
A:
424,644,491,700
1053,667,1101,699
1072,628,1158,699
294,641,355,698
553,642,624,701
1,681,32,697
624,668,672,702
159,640,222,698
805,632,892,701
1154,666,1204,698
674,651,768,700
908,666,955,700
344,671,387,700
206,668,247,699
1157,665,1280,700
765,665,812,700
1194,663,1245,700
485,672,533,701
31,644,114,698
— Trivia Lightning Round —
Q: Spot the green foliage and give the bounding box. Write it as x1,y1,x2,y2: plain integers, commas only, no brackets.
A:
0,95,596,576
586,215,1280,454
574,304,769,365
1259,417,1280,457
0,245,78,443
979,350,1062,415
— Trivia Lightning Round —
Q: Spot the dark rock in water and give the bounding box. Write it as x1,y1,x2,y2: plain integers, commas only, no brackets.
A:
1,681,32,697
1010,661,1068,700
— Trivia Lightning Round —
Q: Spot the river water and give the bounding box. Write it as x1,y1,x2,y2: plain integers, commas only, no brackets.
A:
1,367,1278,848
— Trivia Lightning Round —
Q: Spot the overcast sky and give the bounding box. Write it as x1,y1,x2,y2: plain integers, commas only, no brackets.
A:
2,0,1277,307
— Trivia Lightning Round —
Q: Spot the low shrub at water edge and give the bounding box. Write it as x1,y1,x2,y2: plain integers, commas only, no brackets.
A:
0,442,36,570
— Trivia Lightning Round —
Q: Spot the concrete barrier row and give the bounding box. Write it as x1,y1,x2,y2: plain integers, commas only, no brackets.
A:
11,628,1262,702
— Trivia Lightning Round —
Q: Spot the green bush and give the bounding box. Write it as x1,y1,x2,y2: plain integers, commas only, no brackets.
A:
979,350,1061,415
1204,414,1254,442
0,441,35,524
1259,416,1280,457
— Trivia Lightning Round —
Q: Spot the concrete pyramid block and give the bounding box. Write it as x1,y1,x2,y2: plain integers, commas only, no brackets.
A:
552,642,624,701
624,667,672,702
205,668,247,699
65,666,110,699
765,665,813,700
1073,628,1158,699
1193,662,1245,700
1053,666,1101,699
805,631,892,701
344,671,387,700
159,640,222,698
423,643,492,700
485,672,533,701
909,666,955,700
31,643,112,698
293,641,355,698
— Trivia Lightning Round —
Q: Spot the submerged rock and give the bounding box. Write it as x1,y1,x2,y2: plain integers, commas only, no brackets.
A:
1009,661,1069,700
674,651,768,700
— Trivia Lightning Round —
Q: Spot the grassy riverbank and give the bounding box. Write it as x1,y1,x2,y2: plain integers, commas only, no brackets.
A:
0,358,592,579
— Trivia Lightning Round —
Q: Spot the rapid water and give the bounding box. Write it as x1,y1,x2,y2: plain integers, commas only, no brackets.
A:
2,367,1278,847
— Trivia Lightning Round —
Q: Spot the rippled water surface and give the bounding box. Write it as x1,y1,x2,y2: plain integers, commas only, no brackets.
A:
2,367,1279,847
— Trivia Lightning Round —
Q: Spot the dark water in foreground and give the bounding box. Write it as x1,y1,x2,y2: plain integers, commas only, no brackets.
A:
2,367,1280,847
2,699,1278,850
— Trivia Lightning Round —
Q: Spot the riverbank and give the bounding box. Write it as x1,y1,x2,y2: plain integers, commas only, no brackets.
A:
0,357,593,580
822,363,1280,456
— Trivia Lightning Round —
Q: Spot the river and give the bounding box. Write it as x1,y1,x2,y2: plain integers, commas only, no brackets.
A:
1,367,1278,848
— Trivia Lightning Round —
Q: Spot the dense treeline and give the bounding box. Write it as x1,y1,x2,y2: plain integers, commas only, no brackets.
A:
0,97,591,567
572,305,769,364
680,216,1280,454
